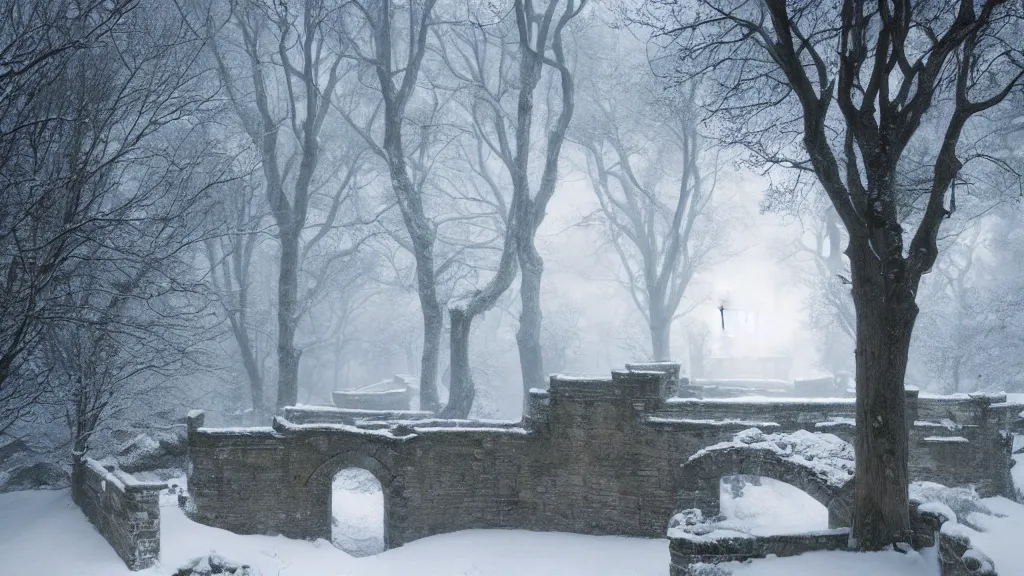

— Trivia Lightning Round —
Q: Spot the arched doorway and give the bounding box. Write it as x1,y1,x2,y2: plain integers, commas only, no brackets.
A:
331,468,385,556
676,433,856,530
719,474,829,534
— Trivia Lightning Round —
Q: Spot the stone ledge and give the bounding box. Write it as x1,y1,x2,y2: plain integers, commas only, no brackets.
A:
72,456,162,571
669,529,849,576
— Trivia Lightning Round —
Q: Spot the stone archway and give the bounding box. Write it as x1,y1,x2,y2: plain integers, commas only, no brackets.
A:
305,452,397,548
677,429,855,529
331,468,385,556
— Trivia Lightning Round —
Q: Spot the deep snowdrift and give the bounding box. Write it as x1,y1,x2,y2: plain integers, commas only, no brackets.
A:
8,485,1015,575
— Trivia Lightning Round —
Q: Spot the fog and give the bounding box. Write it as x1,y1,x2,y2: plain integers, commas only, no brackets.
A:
2,0,1023,458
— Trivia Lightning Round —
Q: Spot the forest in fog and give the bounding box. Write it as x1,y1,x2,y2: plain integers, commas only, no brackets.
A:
1,0,1023,479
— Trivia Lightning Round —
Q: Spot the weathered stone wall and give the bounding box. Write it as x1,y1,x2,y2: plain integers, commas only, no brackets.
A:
71,456,163,570
669,529,850,575
658,392,1019,498
667,496,998,576
676,445,853,528
332,387,413,411
284,405,432,425
187,368,1022,550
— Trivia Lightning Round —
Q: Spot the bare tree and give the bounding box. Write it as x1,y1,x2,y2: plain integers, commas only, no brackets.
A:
2,0,226,454
439,0,586,405
509,0,586,398
204,174,270,417
0,0,217,435
207,0,368,409
575,45,716,361
647,0,1024,547
420,13,524,417
340,0,467,412
0,0,137,435
432,0,587,411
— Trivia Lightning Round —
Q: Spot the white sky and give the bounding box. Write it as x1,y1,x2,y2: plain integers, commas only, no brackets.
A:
537,160,825,378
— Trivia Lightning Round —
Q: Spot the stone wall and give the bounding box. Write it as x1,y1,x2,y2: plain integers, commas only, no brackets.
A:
677,441,854,528
187,368,1022,550
669,529,851,575
285,405,432,425
659,392,1018,498
332,388,413,411
71,456,163,570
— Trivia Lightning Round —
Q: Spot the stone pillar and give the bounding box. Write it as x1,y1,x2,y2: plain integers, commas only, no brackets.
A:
186,409,206,439
524,388,550,431
625,362,681,401
613,369,667,412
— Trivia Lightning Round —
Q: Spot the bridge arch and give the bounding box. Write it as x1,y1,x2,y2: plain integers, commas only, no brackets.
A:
677,436,855,528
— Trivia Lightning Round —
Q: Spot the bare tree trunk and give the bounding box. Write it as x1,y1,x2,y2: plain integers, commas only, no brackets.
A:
389,162,442,413
419,296,442,412
229,319,264,416
276,231,301,409
848,238,913,549
442,202,519,418
359,0,443,413
650,315,672,362
516,245,546,402
443,309,475,418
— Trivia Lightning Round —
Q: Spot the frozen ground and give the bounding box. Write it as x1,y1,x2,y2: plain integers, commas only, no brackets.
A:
718,476,829,535
1,477,1022,575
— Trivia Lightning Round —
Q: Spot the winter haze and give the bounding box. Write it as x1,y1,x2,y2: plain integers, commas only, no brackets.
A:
2,0,1024,575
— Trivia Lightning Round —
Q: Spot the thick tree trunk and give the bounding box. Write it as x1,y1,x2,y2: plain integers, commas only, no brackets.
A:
275,232,301,410
516,243,545,409
848,239,915,549
408,224,442,413
650,314,672,362
441,308,475,418
383,108,442,413
419,297,442,412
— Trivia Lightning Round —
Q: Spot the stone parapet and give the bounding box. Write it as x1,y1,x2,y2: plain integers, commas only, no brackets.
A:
71,456,163,570
669,529,850,576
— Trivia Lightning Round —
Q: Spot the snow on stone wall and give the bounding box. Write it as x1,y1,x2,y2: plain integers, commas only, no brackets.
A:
71,457,164,570
186,366,1021,551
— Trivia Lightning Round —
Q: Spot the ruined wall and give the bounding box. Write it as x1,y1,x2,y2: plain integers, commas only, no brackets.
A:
285,405,431,425
669,529,850,575
71,457,162,570
187,417,536,547
332,388,413,411
187,369,1021,549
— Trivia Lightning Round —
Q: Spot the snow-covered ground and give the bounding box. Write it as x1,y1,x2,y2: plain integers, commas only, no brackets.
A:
1,477,1022,576
331,468,385,556
718,476,828,535
0,487,666,576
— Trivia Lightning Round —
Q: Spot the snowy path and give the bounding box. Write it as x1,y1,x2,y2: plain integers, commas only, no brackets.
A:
2,486,1022,576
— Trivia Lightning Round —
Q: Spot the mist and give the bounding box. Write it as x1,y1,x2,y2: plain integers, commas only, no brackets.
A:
2,0,1024,572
